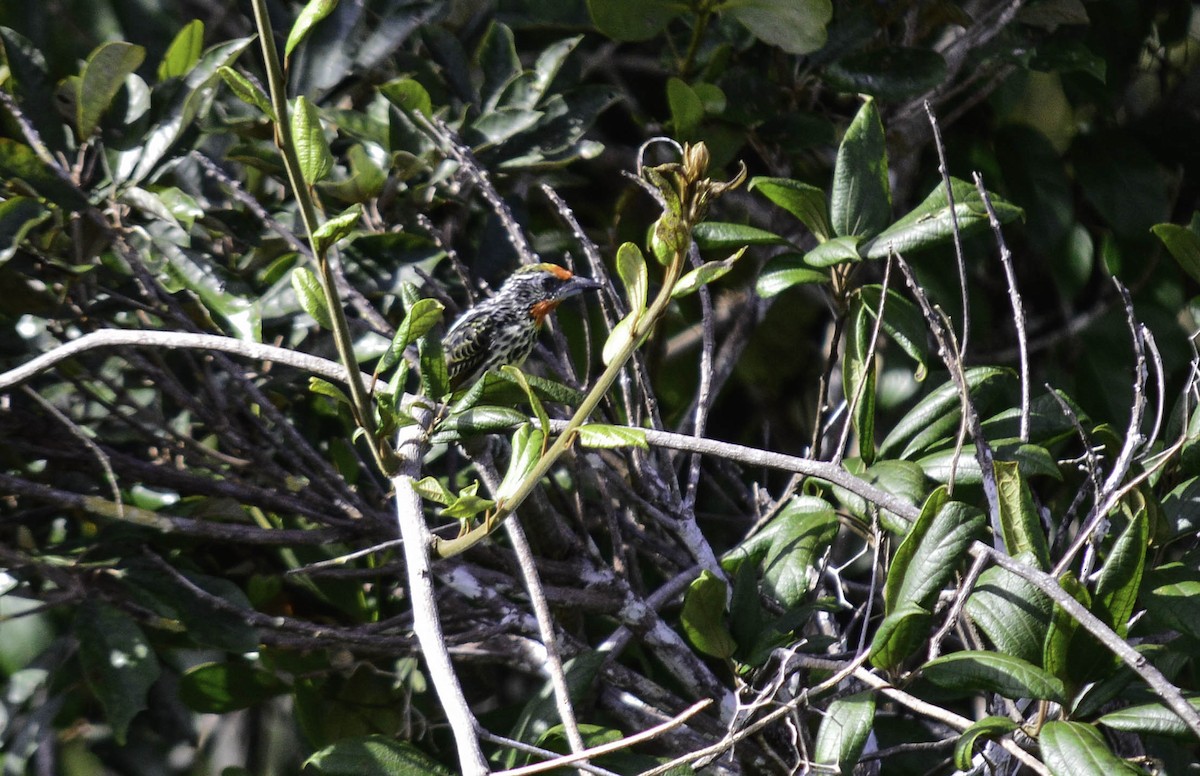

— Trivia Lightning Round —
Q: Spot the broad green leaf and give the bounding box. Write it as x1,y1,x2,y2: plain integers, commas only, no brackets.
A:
1097,697,1200,739
804,235,862,267
587,0,678,42
919,443,1060,486
499,366,549,449
878,367,1009,458
180,661,286,713
0,196,49,264
1152,221,1200,284
756,253,828,297
77,41,146,138
291,267,332,329
681,570,736,659
993,460,1051,569
158,19,204,80
672,247,747,298
616,241,648,314
922,651,1066,702
0,139,88,209
831,98,890,239
865,178,1023,259
667,77,704,136
749,176,832,242
964,558,1051,666
312,204,362,256
219,66,274,118
1093,505,1148,637
830,458,928,534
293,96,334,184
1042,571,1094,686
377,297,444,373
286,0,338,60
413,476,455,506
857,285,927,378
737,495,839,607
477,21,521,111
844,298,877,463
309,377,350,405
602,310,637,366
954,716,1018,770
726,0,832,55
813,690,875,775
1039,721,1141,776
304,734,453,775
885,489,984,613
869,602,930,670
1142,561,1200,641
824,47,947,101
496,424,545,503
75,601,161,745
692,221,788,250
441,481,496,520
380,77,432,118
418,323,448,399
577,424,648,449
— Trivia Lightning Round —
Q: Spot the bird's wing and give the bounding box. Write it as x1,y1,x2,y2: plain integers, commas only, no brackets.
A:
443,311,493,388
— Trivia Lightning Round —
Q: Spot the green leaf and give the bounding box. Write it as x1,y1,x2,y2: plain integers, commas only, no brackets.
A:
293,96,334,184
158,19,204,80
77,41,146,138
667,77,704,136
304,734,453,775
377,297,444,374
831,98,890,239
477,21,521,111
1039,721,1141,775
954,716,1018,770
0,196,49,264
502,652,606,768
577,424,648,449
681,570,736,659
75,601,161,745
602,310,637,366
844,297,877,464
1093,505,1148,637
813,690,875,775
0,139,87,209
413,476,455,506
922,651,1066,702
963,558,1051,666
803,235,862,267
1097,697,1200,739
616,241,648,315
312,204,362,256
380,77,433,118
180,661,287,713
1152,221,1200,285
219,66,274,119
1042,571,1093,686
291,267,332,329
857,285,928,379
824,47,948,101
993,460,1052,569
865,178,1023,259
755,253,828,297
286,0,339,60
496,424,545,503
441,481,496,520
1142,561,1200,641
692,221,788,250
749,176,832,242
869,602,930,670
878,367,1009,458
418,324,449,399
725,0,832,55
672,247,747,298
309,377,350,406
499,366,549,446
885,491,984,613
738,496,838,607
587,0,679,42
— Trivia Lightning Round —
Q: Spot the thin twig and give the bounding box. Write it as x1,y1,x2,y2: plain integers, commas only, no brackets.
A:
925,102,970,357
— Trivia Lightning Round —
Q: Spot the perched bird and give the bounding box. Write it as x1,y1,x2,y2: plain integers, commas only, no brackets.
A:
443,263,601,389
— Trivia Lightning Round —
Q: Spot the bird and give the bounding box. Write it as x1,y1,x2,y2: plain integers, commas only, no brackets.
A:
442,263,602,390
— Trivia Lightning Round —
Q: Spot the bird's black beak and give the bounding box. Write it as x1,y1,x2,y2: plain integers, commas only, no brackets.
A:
556,275,602,300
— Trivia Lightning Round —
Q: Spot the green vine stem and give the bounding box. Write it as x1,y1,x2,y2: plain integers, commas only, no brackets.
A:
433,143,745,559
247,0,385,471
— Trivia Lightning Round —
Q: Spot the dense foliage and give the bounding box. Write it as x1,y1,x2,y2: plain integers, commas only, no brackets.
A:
1,0,1199,773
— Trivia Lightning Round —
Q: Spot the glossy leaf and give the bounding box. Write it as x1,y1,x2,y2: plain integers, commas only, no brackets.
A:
219,66,275,118
885,489,984,613
813,690,875,775
964,558,1051,666
692,221,788,250
1098,697,1200,739
180,661,287,713
681,569,736,659
954,716,1018,770
380,77,432,118
804,235,862,267
726,0,832,55
749,176,832,242
865,178,1023,258
158,19,204,80
304,735,453,775
601,310,637,366
0,196,49,264
577,424,648,449
77,41,146,138
587,0,678,42
831,98,890,239
496,424,545,503
993,460,1052,569
667,77,704,136
755,253,828,298
1142,561,1200,641
878,367,1009,458
1152,221,1200,284
1093,505,1148,637
377,297,444,373
923,651,1066,702
672,247,747,298
869,602,930,670
616,241,648,314
857,285,928,379
737,496,838,607
1039,721,1141,775
292,267,333,329
75,601,161,745
293,96,334,184
286,0,339,60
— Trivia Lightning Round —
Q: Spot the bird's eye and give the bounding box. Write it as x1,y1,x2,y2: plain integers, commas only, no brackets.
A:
541,276,560,292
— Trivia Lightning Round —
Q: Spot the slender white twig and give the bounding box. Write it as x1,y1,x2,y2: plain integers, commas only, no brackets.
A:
925,102,970,357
